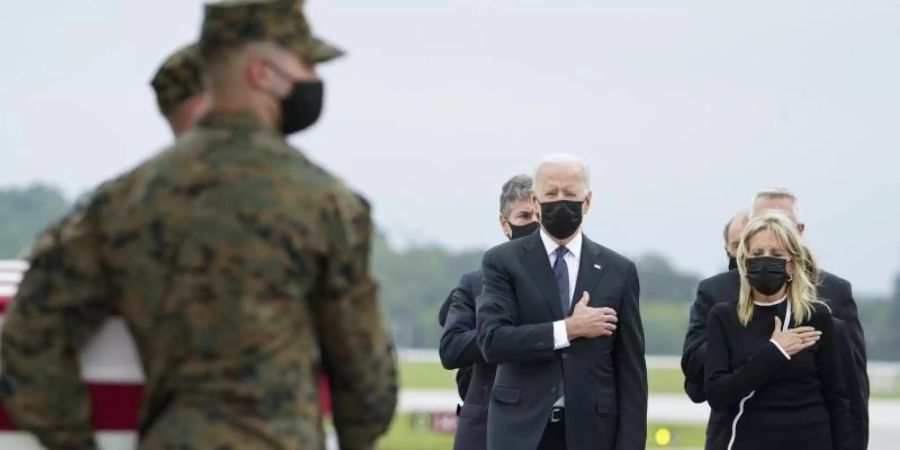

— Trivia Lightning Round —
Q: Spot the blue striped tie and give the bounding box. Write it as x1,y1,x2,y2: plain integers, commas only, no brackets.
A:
553,246,570,316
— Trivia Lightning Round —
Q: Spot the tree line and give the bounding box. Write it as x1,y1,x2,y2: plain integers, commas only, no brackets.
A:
1,184,897,358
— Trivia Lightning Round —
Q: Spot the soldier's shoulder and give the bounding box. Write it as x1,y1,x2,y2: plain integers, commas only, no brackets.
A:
258,144,346,193
77,150,169,209
306,170,373,245
21,173,130,261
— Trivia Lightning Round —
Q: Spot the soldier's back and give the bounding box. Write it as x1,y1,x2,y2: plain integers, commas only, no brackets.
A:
95,111,361,449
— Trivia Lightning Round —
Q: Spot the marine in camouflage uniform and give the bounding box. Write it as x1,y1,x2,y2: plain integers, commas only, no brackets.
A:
149,43,209,137
0,1,398,449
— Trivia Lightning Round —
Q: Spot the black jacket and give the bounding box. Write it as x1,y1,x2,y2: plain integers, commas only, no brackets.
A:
705,301,851,450
439,270,492,450
476,232,647,450
833,318,866,450
438,273,479,401
681,269,868,447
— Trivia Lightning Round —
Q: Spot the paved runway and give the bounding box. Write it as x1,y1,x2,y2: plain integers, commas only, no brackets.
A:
398,389,900,450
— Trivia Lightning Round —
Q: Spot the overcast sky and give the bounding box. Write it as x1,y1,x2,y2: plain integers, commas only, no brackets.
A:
2,0,899,295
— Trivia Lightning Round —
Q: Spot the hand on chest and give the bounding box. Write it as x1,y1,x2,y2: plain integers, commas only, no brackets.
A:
514,260,622,321
732,320,821,372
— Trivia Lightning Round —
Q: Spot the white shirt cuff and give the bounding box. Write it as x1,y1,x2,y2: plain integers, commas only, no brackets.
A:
553,320,571,350
770,339,791,360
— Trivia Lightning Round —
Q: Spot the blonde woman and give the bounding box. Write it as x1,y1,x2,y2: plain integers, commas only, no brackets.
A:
704,212,851,450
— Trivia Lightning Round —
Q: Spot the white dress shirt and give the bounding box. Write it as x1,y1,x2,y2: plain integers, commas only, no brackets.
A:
539,228,582,407
540,228,581,351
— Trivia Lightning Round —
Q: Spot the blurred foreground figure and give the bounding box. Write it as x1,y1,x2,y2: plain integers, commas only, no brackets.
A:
150,43,210,137
0,1,397,449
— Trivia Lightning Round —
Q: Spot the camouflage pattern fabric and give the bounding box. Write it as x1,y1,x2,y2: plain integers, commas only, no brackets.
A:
199,0,343,64
150,43,205,116
0,110,398,450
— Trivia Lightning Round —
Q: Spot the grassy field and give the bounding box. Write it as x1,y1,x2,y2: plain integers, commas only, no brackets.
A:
401,359,900,398
391,361,704,448
389,359,900,449
400,360,689,394
377,414,705,450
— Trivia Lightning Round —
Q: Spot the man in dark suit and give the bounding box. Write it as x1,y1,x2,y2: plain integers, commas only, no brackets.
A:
723,210,748,271
477,154,647,450
682,210,747,402
439,174,540,450
682,189,869,448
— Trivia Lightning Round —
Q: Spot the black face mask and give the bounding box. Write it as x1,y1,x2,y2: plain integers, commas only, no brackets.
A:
746,256,790,296
728,255,738,271
266,61,324,135
508,221,540,240
540,200,583,240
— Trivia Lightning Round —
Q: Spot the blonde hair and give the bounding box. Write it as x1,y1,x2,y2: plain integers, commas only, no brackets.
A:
736,211,820,326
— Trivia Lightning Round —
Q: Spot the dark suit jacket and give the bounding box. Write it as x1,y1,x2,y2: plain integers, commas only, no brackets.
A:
476,232,647,450
681,269,869,447
438,274,479,402
439,270,493,450
833,318,866,450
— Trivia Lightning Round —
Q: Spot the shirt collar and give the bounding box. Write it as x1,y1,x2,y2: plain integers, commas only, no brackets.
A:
753,296,788,307
539,227,583,261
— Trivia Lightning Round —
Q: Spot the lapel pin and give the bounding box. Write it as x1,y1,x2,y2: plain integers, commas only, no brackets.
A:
594,264,602,270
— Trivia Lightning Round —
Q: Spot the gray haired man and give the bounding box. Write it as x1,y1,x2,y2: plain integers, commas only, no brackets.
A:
723,210,749,270
751,188,868,449
438,174,540,450
683,188,868,450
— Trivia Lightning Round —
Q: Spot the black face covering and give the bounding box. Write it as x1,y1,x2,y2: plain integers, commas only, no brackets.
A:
540,200,583,240
508,221,540,240
746,256,790,296
266,61,324,135
728,255,738,271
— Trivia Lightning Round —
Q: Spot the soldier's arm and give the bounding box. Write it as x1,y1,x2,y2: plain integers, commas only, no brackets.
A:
311,190,397,450
0,202,113,450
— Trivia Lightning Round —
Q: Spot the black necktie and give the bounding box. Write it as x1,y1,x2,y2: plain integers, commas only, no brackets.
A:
553,246,570,316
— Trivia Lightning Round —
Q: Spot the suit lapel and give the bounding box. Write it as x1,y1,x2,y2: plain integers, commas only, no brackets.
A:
569,236,606,315
520,233,564,320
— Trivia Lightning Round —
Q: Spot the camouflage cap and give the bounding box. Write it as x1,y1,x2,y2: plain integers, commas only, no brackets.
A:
150,43,205,116
199,0,343,64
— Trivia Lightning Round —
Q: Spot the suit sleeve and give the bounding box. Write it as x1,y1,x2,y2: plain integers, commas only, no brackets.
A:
681,280,715,403
833,319,865,450
439,274,485,369
613,262,648,450
704,307,790,410
438,293,452,327
817,314,852,450
833,280,869,395
0,202,113,450
837,280,869,448
476,248,555,365
311,190,397,450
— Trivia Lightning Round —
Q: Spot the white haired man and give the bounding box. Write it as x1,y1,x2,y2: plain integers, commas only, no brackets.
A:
477,154,647,450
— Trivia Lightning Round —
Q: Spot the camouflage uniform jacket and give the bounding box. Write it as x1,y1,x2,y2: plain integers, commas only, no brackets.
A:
0,110,398,450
